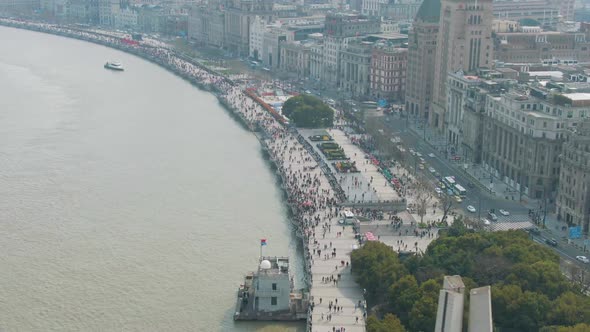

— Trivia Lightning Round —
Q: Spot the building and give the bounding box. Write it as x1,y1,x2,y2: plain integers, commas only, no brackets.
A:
234,256,309,320
261,26,291,69
382,0,422,21
309,40,324,82
69,0,100,24
405,0,440,120
0,0,39,14
279,40,312,79
188,5,225,48
435,275,465,332
446,71,482,154
98,0,120,26
493,0,560,28
249,15,267,60
137,4,165,33
370,44,408,101
557,120,590,233
361,0,388,16
340,41,373,99
431,0,494,130
435,276,493,332
480,86,590,200
494,31,590,65
113,6,138,29
324,13,380,38
224,0,274,56
468,286,493,332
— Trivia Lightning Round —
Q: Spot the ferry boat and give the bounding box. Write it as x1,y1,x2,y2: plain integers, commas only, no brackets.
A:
104,61,124,71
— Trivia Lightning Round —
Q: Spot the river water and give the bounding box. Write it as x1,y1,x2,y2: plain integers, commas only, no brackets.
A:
0,26,304,332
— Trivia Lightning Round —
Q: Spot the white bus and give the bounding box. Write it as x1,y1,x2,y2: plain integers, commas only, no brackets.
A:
443,176,456,188
454,184,467,197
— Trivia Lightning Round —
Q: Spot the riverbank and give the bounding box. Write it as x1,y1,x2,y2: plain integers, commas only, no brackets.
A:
0,19,366,331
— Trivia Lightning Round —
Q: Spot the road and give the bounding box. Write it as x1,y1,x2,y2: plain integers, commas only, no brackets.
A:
384,114,529,220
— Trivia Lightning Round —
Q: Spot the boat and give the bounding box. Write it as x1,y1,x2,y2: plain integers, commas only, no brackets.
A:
104,61,124,71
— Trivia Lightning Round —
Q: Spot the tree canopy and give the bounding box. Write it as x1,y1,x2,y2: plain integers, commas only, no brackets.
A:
352,230,590,332
281,94,334,128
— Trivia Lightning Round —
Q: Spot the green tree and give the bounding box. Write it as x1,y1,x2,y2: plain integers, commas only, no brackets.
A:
540,323,590,332
389,275,421,322
548,291,590,326
408,293,438,332
367,314,407,332
281,95,334,128
492,284,551,331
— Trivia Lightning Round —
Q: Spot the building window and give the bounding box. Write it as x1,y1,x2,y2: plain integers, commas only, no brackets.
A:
271,297,277,305
272,283,277,291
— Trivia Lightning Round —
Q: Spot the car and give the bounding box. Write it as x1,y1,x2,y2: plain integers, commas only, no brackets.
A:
576,256,590,264
416,152,423,157
467,205,476,213
545,238,558,247
305,90,312,94
428,167,436,173
439,183,446,189
499,209,510,216
527,227,541,235
419,157,426,164
487,212,498,221
428,153,435,158
455,196,463,203
418,164,425,170
435,187,442,194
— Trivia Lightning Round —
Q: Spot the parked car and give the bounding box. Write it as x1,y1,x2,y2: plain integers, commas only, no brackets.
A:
546,238,558,247
576,255,590,264
435,187,443,195
428,153,435,158
499,209,510,216
487,212,498,221
455,196,463,203
527,227,541,235
428,167,436,173
467,205,476,213
416,152,423,157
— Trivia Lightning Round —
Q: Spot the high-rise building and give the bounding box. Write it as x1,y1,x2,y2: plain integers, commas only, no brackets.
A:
557,120,590,233
405,0,440,120
431,0,493,130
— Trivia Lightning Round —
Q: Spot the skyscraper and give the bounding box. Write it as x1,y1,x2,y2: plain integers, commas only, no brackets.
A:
430,0,493,131
405,0,440,121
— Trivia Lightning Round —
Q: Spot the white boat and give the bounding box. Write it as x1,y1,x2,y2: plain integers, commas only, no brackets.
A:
104,61,124,71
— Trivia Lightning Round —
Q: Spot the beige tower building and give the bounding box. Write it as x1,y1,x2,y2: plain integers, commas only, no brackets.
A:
405,0,440,121
430,0,494,131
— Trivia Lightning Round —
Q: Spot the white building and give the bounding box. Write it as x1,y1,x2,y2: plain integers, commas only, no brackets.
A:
249,15,268,60
361,0,388,16
98,0,119,26
435,275,465,332
255,257,291,312
113,7,138,30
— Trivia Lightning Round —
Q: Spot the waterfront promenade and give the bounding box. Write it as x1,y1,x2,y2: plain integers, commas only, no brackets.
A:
0,19,366,331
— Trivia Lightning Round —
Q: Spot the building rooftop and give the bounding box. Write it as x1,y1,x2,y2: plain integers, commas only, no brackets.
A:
415,0,441,23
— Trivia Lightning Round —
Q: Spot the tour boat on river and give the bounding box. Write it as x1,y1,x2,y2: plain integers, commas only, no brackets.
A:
104,61,124,71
